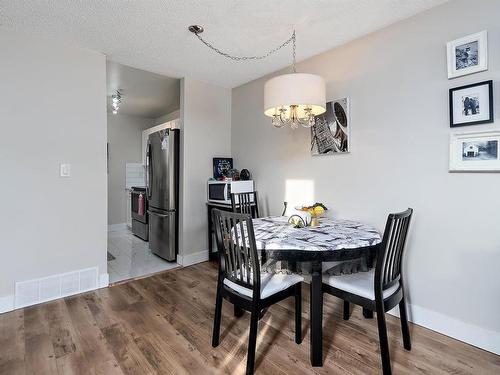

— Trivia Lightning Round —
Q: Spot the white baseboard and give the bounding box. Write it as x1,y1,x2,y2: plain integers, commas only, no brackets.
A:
99,273,109,288
108,223,128,232
177,250,209,267
387,303,500,355
0,295,14,314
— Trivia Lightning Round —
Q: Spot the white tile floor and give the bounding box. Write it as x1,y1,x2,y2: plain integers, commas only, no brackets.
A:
107,225,179,283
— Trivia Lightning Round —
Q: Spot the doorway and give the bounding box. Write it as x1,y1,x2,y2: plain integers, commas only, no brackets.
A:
106,60,181,283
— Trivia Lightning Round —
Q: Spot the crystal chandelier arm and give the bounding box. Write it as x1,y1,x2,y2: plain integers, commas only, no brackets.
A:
191,28,296,63
280,109,291,125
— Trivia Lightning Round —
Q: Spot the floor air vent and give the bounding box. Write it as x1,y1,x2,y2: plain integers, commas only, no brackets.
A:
15,267,98,308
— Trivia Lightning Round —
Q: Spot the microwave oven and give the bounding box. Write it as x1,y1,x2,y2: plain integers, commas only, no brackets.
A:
207,180,254,204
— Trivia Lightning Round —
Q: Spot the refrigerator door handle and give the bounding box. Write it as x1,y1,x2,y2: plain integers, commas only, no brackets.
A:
147,210,169,218
146,142,152,199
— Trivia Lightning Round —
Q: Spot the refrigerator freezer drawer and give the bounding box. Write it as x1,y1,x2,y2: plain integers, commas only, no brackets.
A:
148,209,176,261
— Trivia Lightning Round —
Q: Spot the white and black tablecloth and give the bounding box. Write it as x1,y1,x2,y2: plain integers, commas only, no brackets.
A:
253,216,381,250
252,216,382,275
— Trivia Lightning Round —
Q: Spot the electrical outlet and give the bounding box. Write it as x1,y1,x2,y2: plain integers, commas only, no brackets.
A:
60,163,71,177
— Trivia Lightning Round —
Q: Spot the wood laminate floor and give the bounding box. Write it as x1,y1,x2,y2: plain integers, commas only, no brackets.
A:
1,262,499,374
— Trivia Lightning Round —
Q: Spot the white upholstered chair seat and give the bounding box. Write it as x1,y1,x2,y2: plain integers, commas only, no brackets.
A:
322,269,399,300
224,273,304,299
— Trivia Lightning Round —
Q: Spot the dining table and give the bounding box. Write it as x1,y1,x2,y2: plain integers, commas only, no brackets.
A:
252,216,382,367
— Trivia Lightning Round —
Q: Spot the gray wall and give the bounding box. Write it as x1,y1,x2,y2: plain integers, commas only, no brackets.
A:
180,78,231,261
0,31,107,300
107,113,153,225
231,0,500,352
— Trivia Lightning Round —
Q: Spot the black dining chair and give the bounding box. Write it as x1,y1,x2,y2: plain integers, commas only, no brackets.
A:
231,191,267,265
231,191,259,218
212,209,303,374
322,208,413,375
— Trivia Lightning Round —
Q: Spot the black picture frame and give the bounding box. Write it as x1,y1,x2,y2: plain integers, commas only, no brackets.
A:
213,157,233,179
449,80,494,127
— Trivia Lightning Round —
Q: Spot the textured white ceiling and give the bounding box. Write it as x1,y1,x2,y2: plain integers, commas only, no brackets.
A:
1,0,448,88
107,61,180,118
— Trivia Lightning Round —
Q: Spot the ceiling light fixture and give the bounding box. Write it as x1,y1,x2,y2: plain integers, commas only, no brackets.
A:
188,25,326,129
111,90,122,114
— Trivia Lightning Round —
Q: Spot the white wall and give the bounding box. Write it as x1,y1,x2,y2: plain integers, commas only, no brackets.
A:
107,113,153,225
153,109,181,126
0,31,108,308
231,0,500,353
179,78,231,263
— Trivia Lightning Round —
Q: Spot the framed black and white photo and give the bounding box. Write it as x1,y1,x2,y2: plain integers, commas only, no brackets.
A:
311,98,350,156
449,80,493,127
449,131,500,172
447,30,487,79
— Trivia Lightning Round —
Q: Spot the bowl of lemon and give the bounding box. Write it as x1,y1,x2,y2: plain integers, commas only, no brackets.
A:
294,203,328,227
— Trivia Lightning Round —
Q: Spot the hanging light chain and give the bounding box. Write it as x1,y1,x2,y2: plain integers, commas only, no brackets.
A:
189,26,317,129
192,28,296,64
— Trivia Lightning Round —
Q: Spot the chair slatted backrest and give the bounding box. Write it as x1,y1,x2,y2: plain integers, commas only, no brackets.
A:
212,209,261,296
375,208,413,293
231,192,259,219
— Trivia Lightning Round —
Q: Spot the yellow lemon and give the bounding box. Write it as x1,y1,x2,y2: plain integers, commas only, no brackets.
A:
314,206,325,215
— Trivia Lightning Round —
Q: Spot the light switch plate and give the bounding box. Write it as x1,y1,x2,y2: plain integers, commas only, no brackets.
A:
60,163,71,177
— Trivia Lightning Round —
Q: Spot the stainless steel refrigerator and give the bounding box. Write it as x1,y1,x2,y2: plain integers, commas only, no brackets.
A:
146,128,179,261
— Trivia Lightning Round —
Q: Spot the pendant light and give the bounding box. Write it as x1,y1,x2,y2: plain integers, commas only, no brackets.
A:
264,31,326,128
189,26,326,128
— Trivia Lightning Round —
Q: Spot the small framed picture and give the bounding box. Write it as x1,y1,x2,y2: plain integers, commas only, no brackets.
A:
449,80,493,127
213,157,233,179
449,131,500,172
447,30,487,79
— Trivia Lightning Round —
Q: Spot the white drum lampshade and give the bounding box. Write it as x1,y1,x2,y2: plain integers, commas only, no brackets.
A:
264,73,326,121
